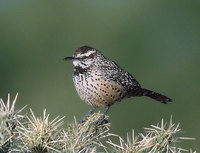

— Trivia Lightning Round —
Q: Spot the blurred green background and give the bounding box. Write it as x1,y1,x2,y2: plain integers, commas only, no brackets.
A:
0,0,199,150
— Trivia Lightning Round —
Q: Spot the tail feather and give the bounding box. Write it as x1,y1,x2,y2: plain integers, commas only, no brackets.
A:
134,88,172,104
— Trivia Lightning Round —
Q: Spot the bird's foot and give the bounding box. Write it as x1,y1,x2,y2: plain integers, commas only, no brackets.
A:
89,114,109,127
79,107,96,123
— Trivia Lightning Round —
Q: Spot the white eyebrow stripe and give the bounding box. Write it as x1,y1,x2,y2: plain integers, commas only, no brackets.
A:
82,50,96,57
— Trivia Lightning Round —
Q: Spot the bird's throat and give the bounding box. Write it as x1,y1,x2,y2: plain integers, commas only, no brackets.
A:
74,66,88,75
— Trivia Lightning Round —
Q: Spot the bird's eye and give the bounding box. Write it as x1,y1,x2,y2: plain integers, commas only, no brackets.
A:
88,54,94,58
81,56,87,59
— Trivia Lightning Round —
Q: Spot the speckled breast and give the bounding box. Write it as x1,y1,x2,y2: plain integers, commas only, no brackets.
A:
73,73,126,108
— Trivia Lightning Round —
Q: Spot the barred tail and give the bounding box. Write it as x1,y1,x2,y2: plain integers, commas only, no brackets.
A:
134,88,172,104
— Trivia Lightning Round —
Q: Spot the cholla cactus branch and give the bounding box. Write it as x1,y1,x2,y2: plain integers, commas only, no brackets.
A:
0,93,24,120
61,113,110,153
0,93,24,152
15,109,65,152
0,93,196,152
107,117,195,153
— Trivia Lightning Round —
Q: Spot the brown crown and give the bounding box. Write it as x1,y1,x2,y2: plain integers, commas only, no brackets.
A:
74,46,96,55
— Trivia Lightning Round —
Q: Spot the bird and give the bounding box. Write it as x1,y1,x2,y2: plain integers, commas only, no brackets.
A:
64,46,172,125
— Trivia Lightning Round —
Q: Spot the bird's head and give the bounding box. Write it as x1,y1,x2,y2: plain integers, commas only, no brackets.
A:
64,46,101,69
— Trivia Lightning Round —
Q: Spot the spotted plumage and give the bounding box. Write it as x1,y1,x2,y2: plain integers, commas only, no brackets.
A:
64,46,172,125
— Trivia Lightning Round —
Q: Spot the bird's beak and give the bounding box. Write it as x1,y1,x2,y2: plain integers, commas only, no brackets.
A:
63,56,75,61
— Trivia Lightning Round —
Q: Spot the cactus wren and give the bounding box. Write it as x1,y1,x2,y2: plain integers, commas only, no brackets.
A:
64,46,172,125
